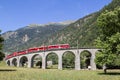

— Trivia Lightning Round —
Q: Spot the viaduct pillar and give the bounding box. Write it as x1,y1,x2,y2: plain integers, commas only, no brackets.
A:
42,53,46,69
17,57,20,67
58,54,62,70
28,55,32,68
75,51,80,70
91,51,96,70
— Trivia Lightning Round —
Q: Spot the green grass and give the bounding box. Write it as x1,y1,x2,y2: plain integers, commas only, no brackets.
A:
0,61,120,80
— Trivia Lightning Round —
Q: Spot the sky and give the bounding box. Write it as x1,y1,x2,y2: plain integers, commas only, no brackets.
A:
0,0,112,33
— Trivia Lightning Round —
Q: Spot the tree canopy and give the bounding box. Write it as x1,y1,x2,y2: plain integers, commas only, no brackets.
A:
0,30,4,61
95,7,120,70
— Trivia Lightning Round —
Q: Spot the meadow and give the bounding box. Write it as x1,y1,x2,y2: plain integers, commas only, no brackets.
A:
0,62,120,80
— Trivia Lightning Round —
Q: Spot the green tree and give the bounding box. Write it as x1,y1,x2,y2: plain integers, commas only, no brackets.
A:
47,53,58,64
62,52,75,69
80,51,91,69
95,7,120,73
0,30,4,61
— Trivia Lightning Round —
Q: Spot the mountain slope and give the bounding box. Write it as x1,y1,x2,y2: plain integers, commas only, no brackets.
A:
45,13,98,47
44,0,120,48
2,21,74,53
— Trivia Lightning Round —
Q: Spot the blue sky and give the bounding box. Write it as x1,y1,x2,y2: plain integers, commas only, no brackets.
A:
0,0,112,33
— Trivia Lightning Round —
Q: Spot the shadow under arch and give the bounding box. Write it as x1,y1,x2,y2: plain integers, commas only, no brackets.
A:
19,56,28,67
62,51,75,69
12,58,17,67
80,50,92,69
31,54,42,68
7,60,10,66
46,52,58,69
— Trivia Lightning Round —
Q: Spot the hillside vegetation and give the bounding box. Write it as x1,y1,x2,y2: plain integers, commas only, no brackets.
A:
45,0,120,48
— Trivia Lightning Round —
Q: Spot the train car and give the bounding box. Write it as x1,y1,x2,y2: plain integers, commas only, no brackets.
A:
47,44,70,50
17,50,27,55
6,53,13,59
38,46,47,51
12,52,18,57
28,47,39,53
47,45,59,50
59,44,70,49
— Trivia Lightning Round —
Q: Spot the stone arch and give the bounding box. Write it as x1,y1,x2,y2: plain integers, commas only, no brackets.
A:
19,56,28,67
46,52,58,69
80,50,92,69
12,58,17,66
62,51,75,69
31,54,42,68
7,60,10,66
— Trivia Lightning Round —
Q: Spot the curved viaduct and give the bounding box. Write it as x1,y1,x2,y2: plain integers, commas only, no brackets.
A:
6,48,99,70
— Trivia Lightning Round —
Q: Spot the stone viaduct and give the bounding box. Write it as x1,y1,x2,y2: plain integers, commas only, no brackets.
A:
6,48,99,70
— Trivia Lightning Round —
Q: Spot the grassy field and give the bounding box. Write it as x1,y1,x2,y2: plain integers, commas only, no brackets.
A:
0,62,120,80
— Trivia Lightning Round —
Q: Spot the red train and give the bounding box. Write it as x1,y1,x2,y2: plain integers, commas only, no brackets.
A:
5,44,70,60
